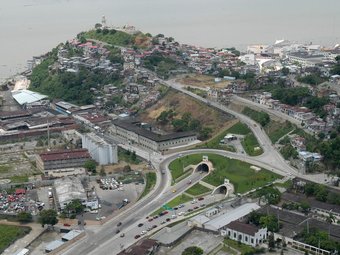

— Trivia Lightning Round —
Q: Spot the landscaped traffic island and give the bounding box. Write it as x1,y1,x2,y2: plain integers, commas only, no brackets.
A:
169,153,281,193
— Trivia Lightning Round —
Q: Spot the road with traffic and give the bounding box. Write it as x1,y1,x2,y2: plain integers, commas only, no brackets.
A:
61,74,326,255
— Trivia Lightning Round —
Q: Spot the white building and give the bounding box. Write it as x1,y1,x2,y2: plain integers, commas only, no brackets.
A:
11,89,48,108
110,119,197,152
82,132,118,165
55,177,88,210
239,54,256,65
287,52,325,67
222,220,267,247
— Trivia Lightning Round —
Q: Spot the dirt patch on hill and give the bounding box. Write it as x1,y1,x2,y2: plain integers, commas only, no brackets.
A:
139,89,234,136
176,74,231,89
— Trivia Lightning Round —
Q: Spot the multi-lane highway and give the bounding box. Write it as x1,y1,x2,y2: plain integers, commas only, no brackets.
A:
61,75,324,255
62,151,205,255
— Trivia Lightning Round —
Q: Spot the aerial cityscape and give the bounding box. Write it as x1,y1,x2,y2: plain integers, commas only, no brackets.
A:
0,1,340,255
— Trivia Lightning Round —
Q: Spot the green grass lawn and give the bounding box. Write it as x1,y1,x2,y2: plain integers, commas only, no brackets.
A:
224,239,257,255
0,225,31,254
265,120,295,143
0,165,11,174
139,172,156,199
169,153,280,193
241,133,263,156
152,194,192,216
227,122,251,135
196,122,250,151
10,176,29,183
201,154,280,193
83,29,135,46
185,183,212,196
168,154,203,180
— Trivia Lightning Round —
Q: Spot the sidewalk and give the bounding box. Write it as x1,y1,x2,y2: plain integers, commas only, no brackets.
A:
1,220,45,255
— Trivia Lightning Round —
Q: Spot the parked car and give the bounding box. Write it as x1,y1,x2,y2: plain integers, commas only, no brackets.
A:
116,229,120,234
138,223,144,227
117,222,122,227
120,233,125,238
198,197,204,201
134,235,140,239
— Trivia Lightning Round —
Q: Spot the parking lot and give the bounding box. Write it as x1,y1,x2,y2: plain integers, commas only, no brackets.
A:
82,180,144,220
0,188,47,217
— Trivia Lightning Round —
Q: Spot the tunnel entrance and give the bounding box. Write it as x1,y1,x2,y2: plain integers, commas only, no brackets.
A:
196,163,209,173
217,186,227,195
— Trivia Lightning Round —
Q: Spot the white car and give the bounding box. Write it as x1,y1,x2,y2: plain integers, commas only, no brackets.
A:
141,230,147,235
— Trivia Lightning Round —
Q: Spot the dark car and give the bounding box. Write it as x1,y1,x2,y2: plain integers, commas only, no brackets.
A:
120,233,125,238
116,229,120,234
153,215,158,219
148,218,153,222
138,223,144,227
63,223,71,227
173,207,178,210
152,225,157,229
117,222,122,227
198,197,204,201
187,209,193,212
134,235,140,239
194,206,199,210
200,204,206,207
166,218,171,222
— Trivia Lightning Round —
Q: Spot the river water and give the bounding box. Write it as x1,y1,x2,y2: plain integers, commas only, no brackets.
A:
1,0,339,83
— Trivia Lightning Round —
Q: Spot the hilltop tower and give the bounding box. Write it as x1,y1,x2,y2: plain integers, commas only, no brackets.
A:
101,15,107,28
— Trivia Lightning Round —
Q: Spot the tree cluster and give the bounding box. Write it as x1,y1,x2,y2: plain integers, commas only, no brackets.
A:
271,87,329,117
256,187,281,205
282,201,310,214
181,246,203,255
298,227,340,252
242,107,270,127
280,144,298,160
63,199,85,218
248,211,281,232
331,55,340,75
31,64,121,105
143,52,181,79
17,211,33,223
297,74,326,86
84,160,97,173
304,182,340,204
38,209,58,227
157,110,212,139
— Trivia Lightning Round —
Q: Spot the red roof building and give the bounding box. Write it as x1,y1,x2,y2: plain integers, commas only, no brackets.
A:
15,188,26,195
36,149,91,173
